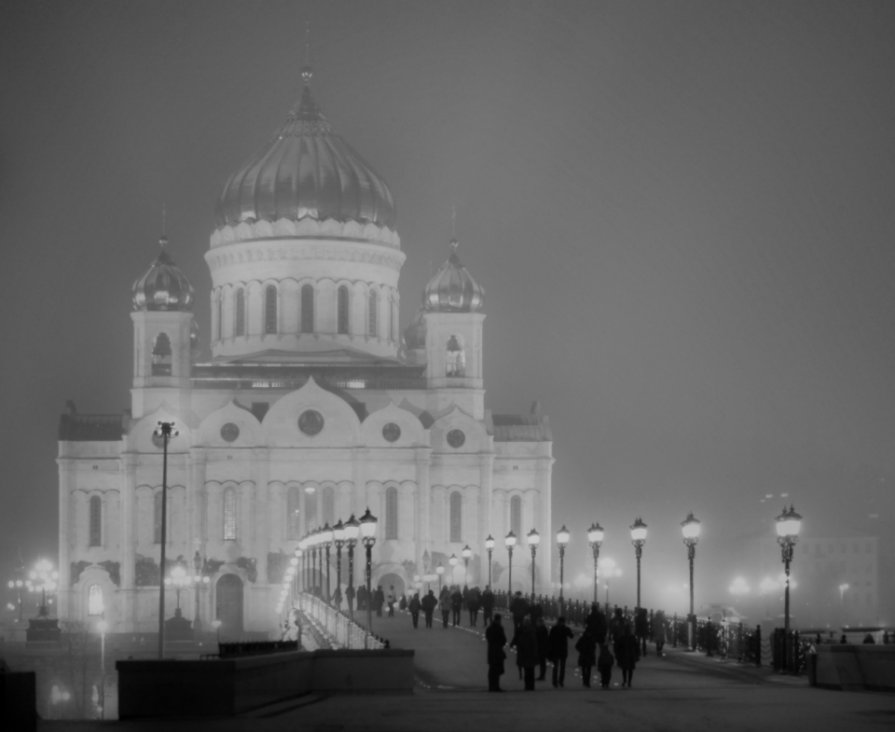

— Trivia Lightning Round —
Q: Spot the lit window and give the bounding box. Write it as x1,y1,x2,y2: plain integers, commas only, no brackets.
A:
386,486,398,540
450,491,462,543
368,290,378,337
235,289,245,336
301,285,314,333
223,488,237,540
264,285,277,334
87,584,104,616
88,496,102,547
337,285,349,334
151,333,172,376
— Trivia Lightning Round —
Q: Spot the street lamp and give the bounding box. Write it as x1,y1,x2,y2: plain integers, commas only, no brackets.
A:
776,505,802,670
484,535,495,588
556,525,570,614
630,517,648,610
26,559,59,617
681,512,701,651
96,618,108,719
333,520,346,608
527,528,540,602
436,564,444,593
505,531,517,599
191,551,209,630
359,507,378,640
461,545,473,585
344,514,360,617
449,553,458,585
153,419,178,659
587,523,604,607
321,523,334,603
164,564,190,611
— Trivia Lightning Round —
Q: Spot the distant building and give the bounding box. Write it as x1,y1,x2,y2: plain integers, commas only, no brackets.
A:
57,66,553,635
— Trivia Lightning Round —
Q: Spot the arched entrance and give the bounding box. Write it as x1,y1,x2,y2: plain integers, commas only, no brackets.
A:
379,572,405,599
215,574,243,635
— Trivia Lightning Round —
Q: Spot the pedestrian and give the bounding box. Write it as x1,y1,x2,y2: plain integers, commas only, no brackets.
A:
575,629,598,687
547,616,574,688
467,585,481,627
421,589,437,628
374,585,385,617
408,592,421,628
345,584,355,615
387,585,396,617
597,644,614,689
331,585,342,611
485,613,508,692
451,586,463,626
652,609,666,656
439,586,451,628
535,616,549,680
614,622,640,688
635,607,649,657
481,585,495,625
584,603,608,648
510,591,529,632
511,616,539,691
608,606,625,644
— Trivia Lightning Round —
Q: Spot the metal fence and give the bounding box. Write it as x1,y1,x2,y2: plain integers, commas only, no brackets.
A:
296,593,387,650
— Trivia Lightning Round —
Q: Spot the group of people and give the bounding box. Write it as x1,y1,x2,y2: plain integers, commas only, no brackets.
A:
485,596,644,692
396,584,498,630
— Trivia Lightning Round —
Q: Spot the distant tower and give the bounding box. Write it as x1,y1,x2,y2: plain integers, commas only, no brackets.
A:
421,238,486,418
130,231,195,418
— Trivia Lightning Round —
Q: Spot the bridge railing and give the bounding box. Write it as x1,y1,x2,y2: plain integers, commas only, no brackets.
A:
296,592,387,650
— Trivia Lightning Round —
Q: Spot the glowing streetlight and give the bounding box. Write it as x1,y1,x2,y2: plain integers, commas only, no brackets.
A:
96,618,108,718
629,517,648,610
681,512,701,650
343,514,360,617
526,528,540,601
505,531,517,597
436,564,445,593
153,420,178,659
556,525,570,613
461,545,473,585
484,534,495,588
587,523,604,607
359,507,378,643
775,505,802,671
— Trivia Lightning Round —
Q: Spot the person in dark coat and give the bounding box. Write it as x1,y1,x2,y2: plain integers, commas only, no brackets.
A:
421,589,437,628
597,644,614,689
467,586,482,627
584,603,608,648
450,587,463,626
608,606,625,644
374,585,385,617
535,616,549,680
510,591,529,631
485,613,508,692
511,616,539,691
547,616,575,687
652,609,666,656
614,622,640,688
345,584,355,615
634,608,649,656
575,629,598,687
481,585,495,624
408,592,421,628
439,586,451,628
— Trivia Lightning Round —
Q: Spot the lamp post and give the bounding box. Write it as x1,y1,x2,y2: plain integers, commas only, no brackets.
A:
776,505,802,671
153,420,177,659
556,525,570,614
164,565,190,611
26,559,59,617
449,553,458,586
587,523,604,607
96,618,108,719
484,535,495,588
321,523,333,603
527,528,540,602
359,508,378,641
333,520,346,608
505,531,517,600
344,514,359,618
629,517,648,610
681,512,701,651
191,551,209,630
461,545,472,586
436,564,444,593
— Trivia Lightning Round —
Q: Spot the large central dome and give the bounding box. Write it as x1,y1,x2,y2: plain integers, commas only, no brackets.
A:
215,68,397,230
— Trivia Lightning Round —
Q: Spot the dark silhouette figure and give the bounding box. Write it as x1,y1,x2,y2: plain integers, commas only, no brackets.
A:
486,613,508,692
615,622,640,688
374,585,385,617
585,603,608,648
510,591,529,631
467,585,481,626
535,616,549,680
634,607,649,657
408,592,421,628
345,584,355,615
511,616,539,691
451,587,463,626
652,609,666,656
439,586,451,628
576,629,598,687
481,585,495,624
387,585,396,617
421,589,437,628
547,616,575,687
597,644,614,688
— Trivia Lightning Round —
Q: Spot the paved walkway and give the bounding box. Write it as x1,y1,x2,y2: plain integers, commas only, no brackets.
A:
40,611,895,732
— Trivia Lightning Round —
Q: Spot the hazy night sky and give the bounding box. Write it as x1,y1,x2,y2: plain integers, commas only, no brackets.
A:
2,0,894,615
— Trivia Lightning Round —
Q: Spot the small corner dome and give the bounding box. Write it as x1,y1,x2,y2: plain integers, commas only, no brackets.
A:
131,236,195,311
423,240,485,313
215,67,397,231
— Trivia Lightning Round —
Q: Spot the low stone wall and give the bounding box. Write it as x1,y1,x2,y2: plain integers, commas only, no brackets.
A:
116,647,414,719
814,645,895,691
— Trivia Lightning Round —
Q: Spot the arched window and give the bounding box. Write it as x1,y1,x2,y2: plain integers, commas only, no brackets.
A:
287,487,301,540
510,495,522,538
151,333,172,376
337,285,349,334
385,486,399,540
223,488,237,540
235,288,246,336
368,290,378,337
88,495,102,547
87,584,104,616
304,486,318,528
449,491,462,543
153,491,163,544
264,284,277,334
446,335,465,376
322,485,335,527
301,284,314,333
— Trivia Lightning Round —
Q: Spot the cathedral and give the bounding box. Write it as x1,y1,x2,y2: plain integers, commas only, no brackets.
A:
57,65,553,635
